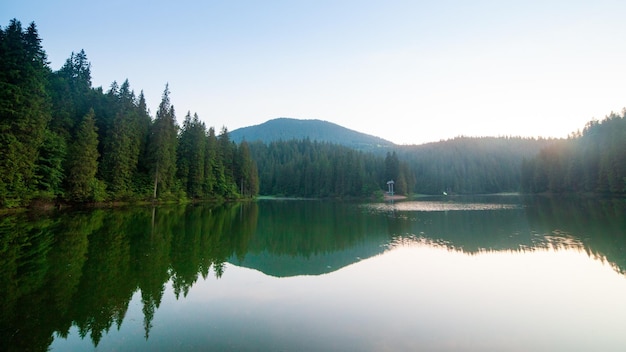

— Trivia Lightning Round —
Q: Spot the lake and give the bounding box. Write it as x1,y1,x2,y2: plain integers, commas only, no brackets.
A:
2,196,626,351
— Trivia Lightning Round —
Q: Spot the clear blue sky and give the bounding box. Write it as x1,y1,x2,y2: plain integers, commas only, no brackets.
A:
3,0,626,144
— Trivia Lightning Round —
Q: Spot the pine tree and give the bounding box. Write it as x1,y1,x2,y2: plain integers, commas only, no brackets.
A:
35,129,67,200
204,127,220,196
217,127,237,197
135,90,152,174
177,112,207,198
147,84,178,199
235,140,258,197
49,49,92,137
0,20,51,207
101,80,142,198
384,152,400,192
65,109,102,202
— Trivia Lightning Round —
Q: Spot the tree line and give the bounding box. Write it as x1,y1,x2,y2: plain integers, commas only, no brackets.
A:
521,111,626,195
244,127,621,198
396,137,552,195
246,136,555,198
248,139,414,197
0,19,258,208
3,19,623,206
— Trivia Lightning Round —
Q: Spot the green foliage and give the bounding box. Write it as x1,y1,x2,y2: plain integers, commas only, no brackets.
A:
8,17,625,206
147,85,179,199
49,49,92,137
0,203,259,350
521,110,626,195
65,109,101,202
34,129,67,200
235,141,259,197
398,137,549,195
101,80,143,198
0,20,51,207
177,112,207,198
249,139,399,197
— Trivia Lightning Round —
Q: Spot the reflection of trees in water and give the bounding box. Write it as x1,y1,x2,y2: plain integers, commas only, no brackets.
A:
0,210,102,352
0,202,258,352
249,200,391,257
1,197,624,351
232,200,395,277
386,197,626,276
523,197,626,275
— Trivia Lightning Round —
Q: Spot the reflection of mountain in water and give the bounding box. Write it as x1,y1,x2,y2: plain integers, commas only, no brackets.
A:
230,200,391,276
2,196,625,352
230,244,382,277
231,197,626,278
230,199,534,277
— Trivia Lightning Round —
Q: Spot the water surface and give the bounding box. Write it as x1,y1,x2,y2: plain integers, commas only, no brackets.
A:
2,196,626,351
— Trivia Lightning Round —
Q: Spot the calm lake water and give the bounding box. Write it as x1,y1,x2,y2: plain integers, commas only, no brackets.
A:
2,196,626,351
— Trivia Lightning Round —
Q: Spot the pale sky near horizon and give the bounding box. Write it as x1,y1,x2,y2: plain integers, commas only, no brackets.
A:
3,0,626,145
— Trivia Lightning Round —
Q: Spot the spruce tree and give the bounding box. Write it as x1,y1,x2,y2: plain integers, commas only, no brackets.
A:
0,20,51,207
217,127,237,197
177,112,207,198
235,140,259,197
35,129,67,200
101,80,141,198
204,127,220,196
147,84,178,199
49,49,92,137
65,109,101,202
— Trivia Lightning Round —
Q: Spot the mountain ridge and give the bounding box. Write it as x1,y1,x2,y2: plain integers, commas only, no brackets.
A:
230,117,395,151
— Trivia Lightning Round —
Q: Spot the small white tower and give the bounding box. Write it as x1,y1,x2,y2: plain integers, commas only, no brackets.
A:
387,180,395,196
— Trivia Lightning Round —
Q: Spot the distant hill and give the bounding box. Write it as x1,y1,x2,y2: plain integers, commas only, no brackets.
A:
230,118,395,151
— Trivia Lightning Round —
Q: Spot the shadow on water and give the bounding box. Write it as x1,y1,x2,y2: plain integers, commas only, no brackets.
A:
0,195,624,351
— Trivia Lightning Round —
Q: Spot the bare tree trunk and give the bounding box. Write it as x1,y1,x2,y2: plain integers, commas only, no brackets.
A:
153,163,159,200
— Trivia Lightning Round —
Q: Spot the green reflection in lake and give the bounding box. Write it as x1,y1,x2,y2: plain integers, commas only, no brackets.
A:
1,196,625,351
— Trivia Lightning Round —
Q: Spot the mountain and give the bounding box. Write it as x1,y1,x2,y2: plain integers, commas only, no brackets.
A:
230,117,395,151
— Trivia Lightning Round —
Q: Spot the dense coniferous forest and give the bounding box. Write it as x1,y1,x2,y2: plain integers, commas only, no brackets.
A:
397,137,554,195
0,19,258,208
2,19,625,208
521,111,626,194
246,122,625,197
248,139,413,197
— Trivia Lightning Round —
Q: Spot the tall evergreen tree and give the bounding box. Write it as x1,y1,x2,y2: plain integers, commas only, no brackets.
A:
49,49,92,137
204,127,221,196
177,112,207,198
234,140,259,197
0,19,51,207
135,90,152,174
147,84,178,199
101,80,142,198
384,151,402,193
217,127,237,197
65,109,102,202
35,129,67,200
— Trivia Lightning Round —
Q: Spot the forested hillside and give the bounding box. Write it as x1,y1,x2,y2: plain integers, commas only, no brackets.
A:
0,19,258,208
2,19,624,207
230,118,395,152
521,111,626,195
398,137,552,194
249,139,413,197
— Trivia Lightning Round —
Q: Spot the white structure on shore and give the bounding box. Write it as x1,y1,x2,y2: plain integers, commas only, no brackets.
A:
386,180,394,196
